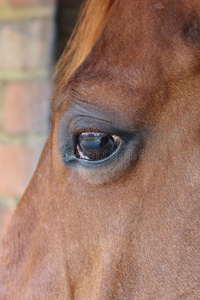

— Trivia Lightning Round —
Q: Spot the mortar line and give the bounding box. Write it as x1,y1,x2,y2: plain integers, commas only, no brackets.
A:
0,6,55,22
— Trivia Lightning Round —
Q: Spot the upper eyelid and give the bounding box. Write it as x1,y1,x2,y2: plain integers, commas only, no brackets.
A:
62,118,142,149
69,115,116,130
65,116,123,138
59,104,145,145
63,102,130,131
65,111,138,133
73,128,114,137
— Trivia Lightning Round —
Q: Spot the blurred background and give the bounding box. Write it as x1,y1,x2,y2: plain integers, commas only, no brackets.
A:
0,0,82,243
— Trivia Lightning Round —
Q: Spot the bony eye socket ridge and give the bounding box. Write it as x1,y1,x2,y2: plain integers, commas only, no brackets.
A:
75,132,121,161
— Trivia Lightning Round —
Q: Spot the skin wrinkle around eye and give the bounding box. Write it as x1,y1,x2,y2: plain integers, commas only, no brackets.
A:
55,80,151,130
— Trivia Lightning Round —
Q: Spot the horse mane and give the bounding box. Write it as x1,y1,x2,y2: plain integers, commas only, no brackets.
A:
54,0,115,95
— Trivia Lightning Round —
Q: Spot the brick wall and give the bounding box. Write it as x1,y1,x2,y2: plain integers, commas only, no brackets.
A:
0,0,55,243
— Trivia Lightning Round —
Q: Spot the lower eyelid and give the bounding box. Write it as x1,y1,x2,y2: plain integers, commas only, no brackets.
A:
71,138,142,185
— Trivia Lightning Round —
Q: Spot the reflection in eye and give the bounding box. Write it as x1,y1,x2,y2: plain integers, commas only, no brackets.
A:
76,132,121,161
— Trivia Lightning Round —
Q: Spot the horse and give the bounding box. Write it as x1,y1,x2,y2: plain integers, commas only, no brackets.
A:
0,0,200,298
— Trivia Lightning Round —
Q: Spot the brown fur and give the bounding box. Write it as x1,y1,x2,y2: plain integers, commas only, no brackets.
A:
0,0,200,299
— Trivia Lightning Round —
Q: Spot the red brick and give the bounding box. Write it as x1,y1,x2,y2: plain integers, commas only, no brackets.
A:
0,0,4,8
0,146,41,198
4,81,52,134
0,20,54,70
10,0,55,7
0,81,2,101
0,82,3,128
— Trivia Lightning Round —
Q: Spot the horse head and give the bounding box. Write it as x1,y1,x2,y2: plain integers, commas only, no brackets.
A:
0,0,199,299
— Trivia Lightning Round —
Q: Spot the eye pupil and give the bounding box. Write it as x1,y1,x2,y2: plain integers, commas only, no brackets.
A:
76,132,120,161
100,135,109,147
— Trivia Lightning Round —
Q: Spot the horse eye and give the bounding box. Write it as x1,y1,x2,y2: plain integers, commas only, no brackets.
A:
76,132,121,161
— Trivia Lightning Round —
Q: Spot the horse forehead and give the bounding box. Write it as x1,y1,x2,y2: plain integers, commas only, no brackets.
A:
61,0,200,120
70,0,200,83
88,0,199,63
115,0,200,50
